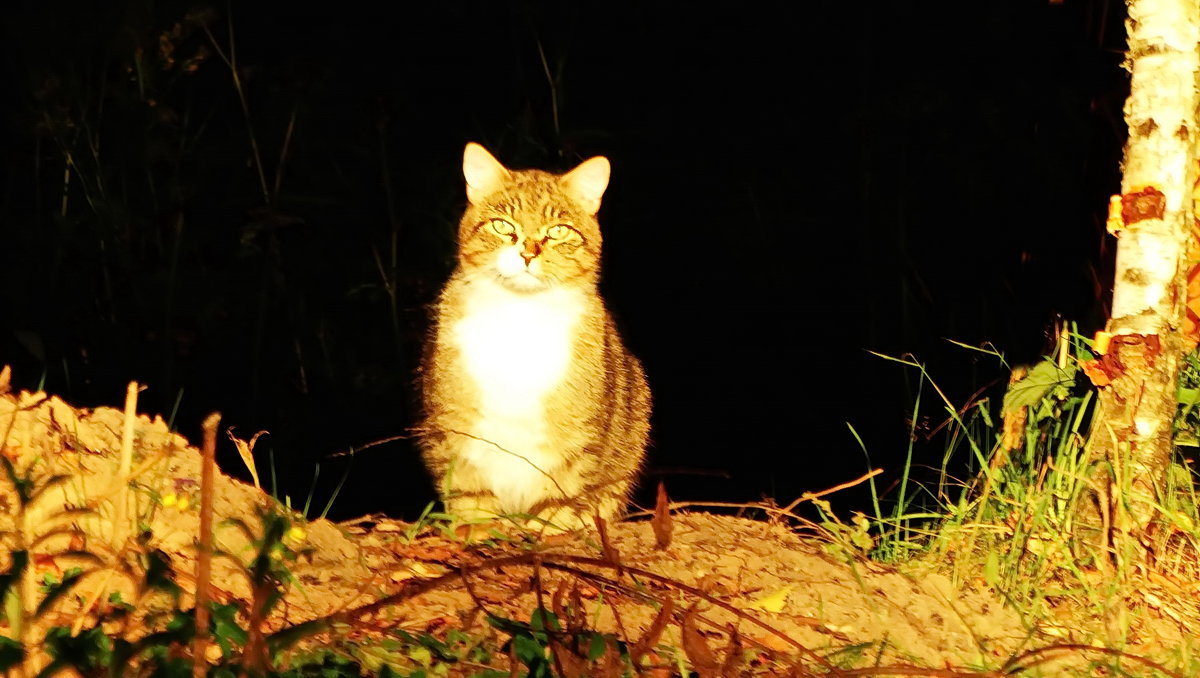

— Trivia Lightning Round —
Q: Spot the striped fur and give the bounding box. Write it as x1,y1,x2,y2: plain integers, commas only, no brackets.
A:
419,143,651,531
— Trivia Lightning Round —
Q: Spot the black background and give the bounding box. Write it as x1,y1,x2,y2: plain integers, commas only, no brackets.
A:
0,1,1127,520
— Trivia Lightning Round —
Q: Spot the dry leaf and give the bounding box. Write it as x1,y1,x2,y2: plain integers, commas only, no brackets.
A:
595,516,621,568
748,584,793,613
547,634,589,678
719,626,743,676
652,481,672,549
629,596,673,666
226,427,269,490
681,604,720,678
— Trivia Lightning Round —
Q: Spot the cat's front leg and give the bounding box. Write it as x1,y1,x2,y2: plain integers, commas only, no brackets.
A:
442,495,501,520
526,489,626,534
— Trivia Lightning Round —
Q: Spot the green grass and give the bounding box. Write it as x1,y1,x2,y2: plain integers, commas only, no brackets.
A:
837,326,1200,676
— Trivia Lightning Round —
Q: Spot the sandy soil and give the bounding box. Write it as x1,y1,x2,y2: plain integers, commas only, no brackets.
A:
0,380,1194,676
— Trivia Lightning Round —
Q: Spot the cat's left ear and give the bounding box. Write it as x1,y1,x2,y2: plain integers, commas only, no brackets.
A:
562,156,610,215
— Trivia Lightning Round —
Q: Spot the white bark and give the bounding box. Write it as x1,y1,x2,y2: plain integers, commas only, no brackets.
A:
1112,0,1200,327
1091,0,1200,552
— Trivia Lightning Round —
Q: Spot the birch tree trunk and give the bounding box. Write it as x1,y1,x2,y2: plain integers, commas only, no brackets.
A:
1084,0,1200,569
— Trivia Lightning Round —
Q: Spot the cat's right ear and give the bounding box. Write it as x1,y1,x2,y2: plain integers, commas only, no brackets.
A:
463,143,511,205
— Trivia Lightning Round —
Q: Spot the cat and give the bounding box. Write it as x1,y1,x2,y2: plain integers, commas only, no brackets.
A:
418,142,651,531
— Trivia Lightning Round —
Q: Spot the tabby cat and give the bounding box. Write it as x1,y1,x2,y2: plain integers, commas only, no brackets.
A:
419,142,651,531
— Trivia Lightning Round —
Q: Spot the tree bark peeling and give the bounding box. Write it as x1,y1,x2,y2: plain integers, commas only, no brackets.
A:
1086,0,1200,563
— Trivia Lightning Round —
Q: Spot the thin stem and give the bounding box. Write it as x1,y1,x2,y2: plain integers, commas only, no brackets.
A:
193,412,221,677
203,6,269,203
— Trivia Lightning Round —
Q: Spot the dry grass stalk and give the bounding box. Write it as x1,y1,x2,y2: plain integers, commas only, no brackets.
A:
192,412,220,678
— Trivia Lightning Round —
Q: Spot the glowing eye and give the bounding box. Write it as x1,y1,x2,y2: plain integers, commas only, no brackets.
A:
490,219,516,236
547,224,573,240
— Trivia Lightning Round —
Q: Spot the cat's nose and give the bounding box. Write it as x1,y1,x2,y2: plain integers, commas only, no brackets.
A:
520,240,542,265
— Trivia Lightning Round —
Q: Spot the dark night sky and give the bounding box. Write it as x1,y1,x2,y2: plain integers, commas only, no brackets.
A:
0,1,1126,520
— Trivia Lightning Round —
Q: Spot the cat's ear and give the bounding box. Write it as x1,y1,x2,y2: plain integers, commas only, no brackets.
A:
561,156,610,215
463,143,511,204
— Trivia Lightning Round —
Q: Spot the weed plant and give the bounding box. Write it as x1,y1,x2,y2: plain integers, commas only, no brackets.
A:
850,327,1200,676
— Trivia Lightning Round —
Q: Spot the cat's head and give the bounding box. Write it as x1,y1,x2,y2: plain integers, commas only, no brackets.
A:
456,142,609,293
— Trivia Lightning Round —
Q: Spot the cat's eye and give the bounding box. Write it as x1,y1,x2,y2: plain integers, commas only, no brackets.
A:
547,224,574,240
489,219,516,237
488,219,519,244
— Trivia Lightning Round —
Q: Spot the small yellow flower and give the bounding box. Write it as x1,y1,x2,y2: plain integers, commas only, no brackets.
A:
161,492,178,508
177,496,190,511
286,526,307,543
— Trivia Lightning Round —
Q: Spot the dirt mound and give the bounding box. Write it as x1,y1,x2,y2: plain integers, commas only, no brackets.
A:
0,379,1190,675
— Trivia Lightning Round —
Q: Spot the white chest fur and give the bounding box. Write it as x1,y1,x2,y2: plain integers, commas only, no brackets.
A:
450,279,586,510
